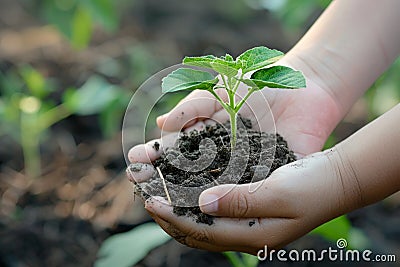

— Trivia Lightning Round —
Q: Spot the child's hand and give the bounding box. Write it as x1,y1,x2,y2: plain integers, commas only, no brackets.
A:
153,62,341,158
143,148,359,254
128,58,343,181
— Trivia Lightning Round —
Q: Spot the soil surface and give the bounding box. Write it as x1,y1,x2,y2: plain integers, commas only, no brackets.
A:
132,118,296,224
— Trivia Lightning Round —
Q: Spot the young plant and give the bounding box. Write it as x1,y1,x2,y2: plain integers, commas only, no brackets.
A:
0,66,124,179
161,46,306,148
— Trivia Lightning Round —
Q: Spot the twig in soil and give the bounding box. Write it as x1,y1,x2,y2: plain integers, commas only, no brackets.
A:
219,136,225,146
212,178,220,186
208,168,221,174
156,166,172,205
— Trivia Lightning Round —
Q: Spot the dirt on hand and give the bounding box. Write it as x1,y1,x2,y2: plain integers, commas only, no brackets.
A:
131,118,296,225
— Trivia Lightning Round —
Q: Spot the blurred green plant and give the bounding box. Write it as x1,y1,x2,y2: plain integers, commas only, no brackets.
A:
27,0,120,49
95,222,171,267
365,57,400,121
0,65,127,178
311,215,370,250
95,221,260,267
223,252,259,267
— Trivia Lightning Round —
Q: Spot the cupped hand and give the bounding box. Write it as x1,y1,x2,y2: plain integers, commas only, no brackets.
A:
127,59,345,252
143,148,359,254
129,58,342,166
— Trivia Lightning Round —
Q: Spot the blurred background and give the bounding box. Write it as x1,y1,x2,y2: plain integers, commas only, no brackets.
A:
0,0,399,266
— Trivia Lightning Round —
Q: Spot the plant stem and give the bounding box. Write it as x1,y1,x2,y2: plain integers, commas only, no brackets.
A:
235,88,255,112
221,75,230,93
38,104,72,130
229,111,237,149
20,104,72,179
232,73,244,95
208,89,228,110
21,112,41,179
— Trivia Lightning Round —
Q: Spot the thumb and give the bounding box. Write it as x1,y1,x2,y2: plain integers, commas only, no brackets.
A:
198,182,289,218
156,90,224,132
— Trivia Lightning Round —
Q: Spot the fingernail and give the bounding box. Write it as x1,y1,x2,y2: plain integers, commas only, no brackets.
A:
128,163,144,172
152,196,170,206
199,193,219,214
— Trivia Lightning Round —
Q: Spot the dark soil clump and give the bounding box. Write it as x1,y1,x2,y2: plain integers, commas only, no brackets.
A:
132,118,296,225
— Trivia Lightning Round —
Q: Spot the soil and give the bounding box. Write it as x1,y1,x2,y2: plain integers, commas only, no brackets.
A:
131,117,296,225
2,1,399,266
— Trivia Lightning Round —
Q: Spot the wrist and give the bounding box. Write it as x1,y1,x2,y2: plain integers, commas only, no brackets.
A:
321,146,365,218
280,48,349,119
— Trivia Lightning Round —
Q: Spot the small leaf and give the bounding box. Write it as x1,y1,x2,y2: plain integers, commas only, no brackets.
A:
184,55,240,77
238,46,284,73
241,66,306,89
82,0,118,32
71,7,92,49
221,53,234,62
183,55,217,69
161,68,218,93
19,65,51,98
210,57,238,77
311,216,370,250
63,75,120,115
95,223,171,267
311,216,351,244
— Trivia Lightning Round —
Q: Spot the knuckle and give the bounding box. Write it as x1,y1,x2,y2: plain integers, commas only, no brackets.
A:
184,236,201,249
229,190,250,217
187,227,212,243
166,226,188,245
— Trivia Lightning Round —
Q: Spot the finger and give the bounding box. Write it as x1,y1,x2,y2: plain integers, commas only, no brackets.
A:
198,179,297,218
183,119,217,133
126,163,155,183
157,89,227,132
128,132,179,163
146,197,297,253
209,109,229,125
145,197,268,250
146,209,236,252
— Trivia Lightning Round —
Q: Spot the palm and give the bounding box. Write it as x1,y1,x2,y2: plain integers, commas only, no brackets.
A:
151,76,341,162
259,79,340,157
202,78,340,158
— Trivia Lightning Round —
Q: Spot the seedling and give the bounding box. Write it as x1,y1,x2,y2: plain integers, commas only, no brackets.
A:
161,46,306,148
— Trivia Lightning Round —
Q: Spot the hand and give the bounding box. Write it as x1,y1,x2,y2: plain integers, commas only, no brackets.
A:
143,148,359,254
149,57,341,158
128,57,343,169
127,57,346,251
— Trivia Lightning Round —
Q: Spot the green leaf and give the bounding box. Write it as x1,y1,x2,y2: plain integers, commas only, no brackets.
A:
242,253,259,267
63,75,120,115
82,0,118,32
42,0,76,40
184,55,240,77
238,46,284,73
183,55,217,69
222,54,235,62
19,65,51,98
95,223,171,267
311,216,351,244
210,57,238,77
71,7,92,49
99,94,129,138
161,68,218,93
241,66,306,89
311,216,370,250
